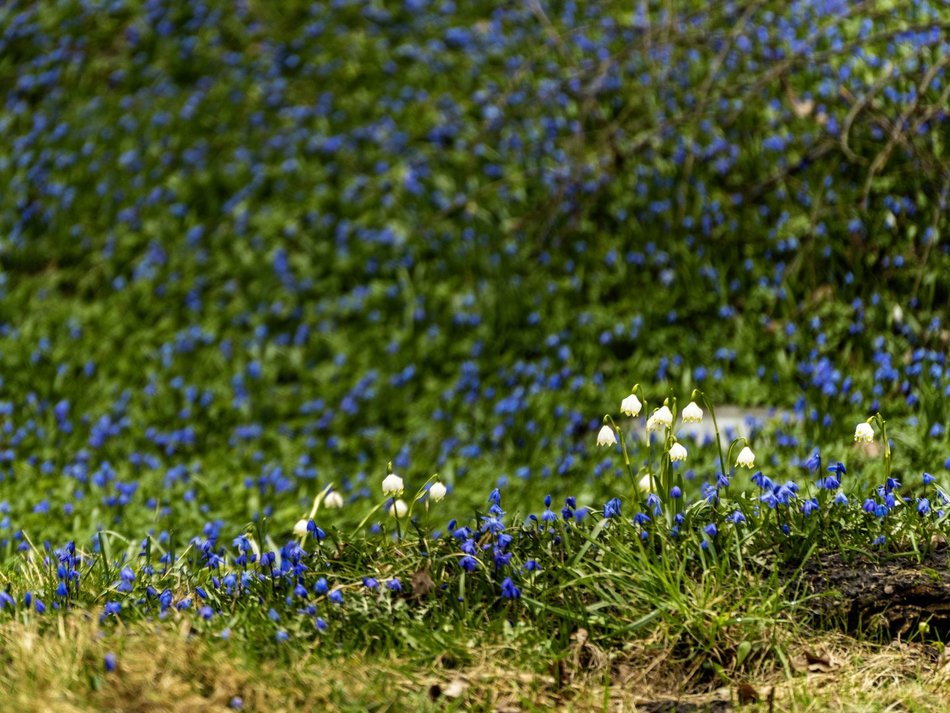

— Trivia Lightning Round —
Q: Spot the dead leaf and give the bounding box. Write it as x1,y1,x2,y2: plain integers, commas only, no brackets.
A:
411,568,435,599
737,682,759,704
796,649,836,674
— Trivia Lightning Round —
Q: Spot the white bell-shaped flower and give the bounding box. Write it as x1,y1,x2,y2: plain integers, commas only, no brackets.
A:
382,473,405,496
596,425,618,447
324,491,344,509
681,401,703,424
646,405,673,432
736,446,755,469
389,498,408,518
621,394,642,417
669,442,688,462
293,519,309,537
429,482,448,502
854,422,874,443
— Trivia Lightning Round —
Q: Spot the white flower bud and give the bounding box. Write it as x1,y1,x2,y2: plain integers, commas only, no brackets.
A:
621,394,642,417
429,482,447,502
682,401,703,424
293,519,309,537
854,422,874,443
382,473,404,496
736,446,755,469
596,425,618,447
638,473,655,492
389,499,408,518
324,491,344,509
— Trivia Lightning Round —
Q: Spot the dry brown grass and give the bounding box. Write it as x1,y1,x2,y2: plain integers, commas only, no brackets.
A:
1,617,948,712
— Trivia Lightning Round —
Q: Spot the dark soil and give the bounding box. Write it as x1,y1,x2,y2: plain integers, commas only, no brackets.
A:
796,547,950,639
636,703,730,713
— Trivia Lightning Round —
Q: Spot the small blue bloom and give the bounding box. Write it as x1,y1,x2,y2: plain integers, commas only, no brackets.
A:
501,577,521,599
703,523,717,538
104,653,117,673
459,555,478,572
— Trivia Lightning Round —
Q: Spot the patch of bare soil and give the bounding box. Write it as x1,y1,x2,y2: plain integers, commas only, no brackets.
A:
796,546,950,639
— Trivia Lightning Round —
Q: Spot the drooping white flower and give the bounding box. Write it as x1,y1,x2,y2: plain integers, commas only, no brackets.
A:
621,394,642,417
596,425,618,447
389,498,408,517
638,473,655,492
324,491,344,509
736,446,755,469
646,405,673,432
669,442,688,462
681,401,703,424
382,473,404,496
854,422,874,443
293,519,309,537
429,481,448,502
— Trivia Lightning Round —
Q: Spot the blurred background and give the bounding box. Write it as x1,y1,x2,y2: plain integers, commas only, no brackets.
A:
0,0,948,545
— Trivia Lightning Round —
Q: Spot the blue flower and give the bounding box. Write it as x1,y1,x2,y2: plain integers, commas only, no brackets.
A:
603,498,622,519
104,653,117,673
918,498,931,516
703,523,717,538
923,472,936,485
459,555,478,572
501,577,521,599
827,462,846,477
